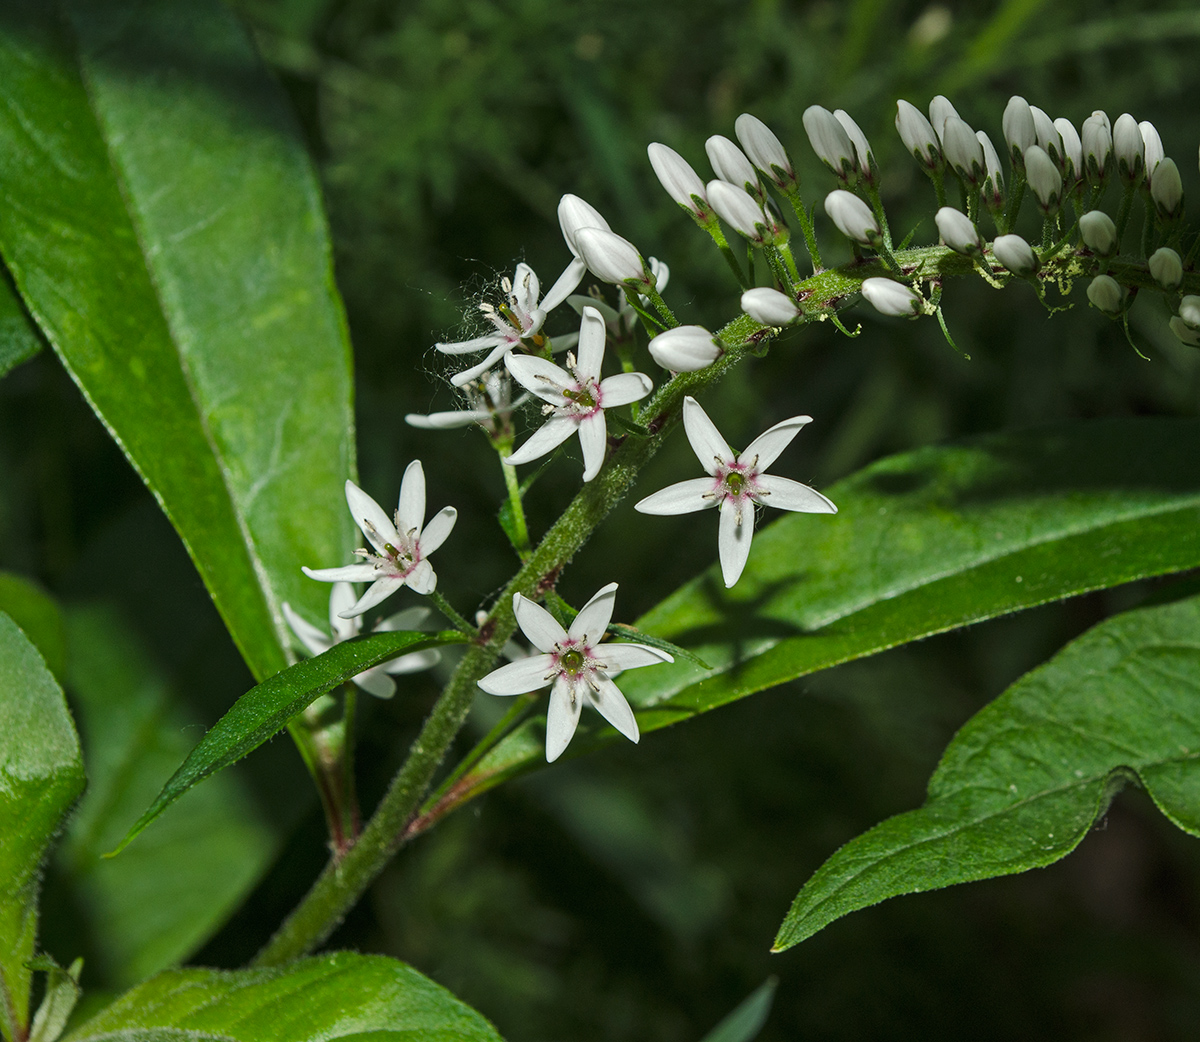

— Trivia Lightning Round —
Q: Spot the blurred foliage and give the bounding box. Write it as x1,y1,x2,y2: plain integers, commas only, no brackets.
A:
6,0,1200,1038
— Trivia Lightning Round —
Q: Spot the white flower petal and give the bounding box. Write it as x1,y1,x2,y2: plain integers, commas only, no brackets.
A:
569,581,618,643
449,344,509,388
546,676,583,762
541,256,588,313
598,371,653,408
434,333,505,355
340,575,406,618
585,672,639,744
303,563,379,583
741,415,812,471
345,479,398,552
634,477,717,515
576,305,607,379
511,262,540,311
405,409,491,430
477,653,557,695
504,353,572,406
282,602,331,658
513,593,568,652
395,461,427,539
602,642,673,670
505,414,578,467
718,499,754,589
682,396,733,475
352,668,397,699
419,506,458,555
406,559,437,595
578,411,608,482
567,294,621,324
376,606,433,632
755,474,837,513
329,583,360,642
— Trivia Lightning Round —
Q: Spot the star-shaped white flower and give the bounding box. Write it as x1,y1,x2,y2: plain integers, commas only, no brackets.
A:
504,305,653,482
476,582,673,762
404,369,528,432
436,263,548,387
302,461,457,618
282,583,440,699
635,396,837,588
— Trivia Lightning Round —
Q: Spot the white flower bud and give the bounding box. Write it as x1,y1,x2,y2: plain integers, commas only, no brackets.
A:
648,325,721,371
1113,113,1144,183
941,116,984,184
558,194,612,258
928,95,960,141
1180,295,1200,329
1079,211,1117,256
824,189,881,246
1087,274,1126,316
1149,247,1183,290
575,227,649,286
895,99,941,171
1003,96,1037,164
861,277,921,318
992,234,1039,276
1024,145,1062,213
735,113,795,189
834,109,875,182
1081,111,1112,182
935,206,982,256
977,130,1005,210
1151,156,1184,219
1030,105,1062,166
706,179,771,244
706,135,760,195
1170,315,1200,347
1140,120,1164,177
1054,118,1082,181
647,143,707,216
741,287,802,326
803,105,858,182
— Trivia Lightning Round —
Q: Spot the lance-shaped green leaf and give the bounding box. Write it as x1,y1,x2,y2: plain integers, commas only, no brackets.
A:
421,418,1200,825
0,265,41,380
0,612,85,1042
113,629,469,855
61,952,503,1042
0,0,355,682
775,591,1200,950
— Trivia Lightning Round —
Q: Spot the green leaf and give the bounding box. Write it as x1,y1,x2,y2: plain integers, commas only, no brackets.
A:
0,612,84,1042
113,629,469,855
0,264,41,379
436,418,1200,815
774,590,1200,950
28,957,82,1042
697,977,777,1042
61,952,503,1042
0,572,65,681
56,608,277,987
0,0,355,682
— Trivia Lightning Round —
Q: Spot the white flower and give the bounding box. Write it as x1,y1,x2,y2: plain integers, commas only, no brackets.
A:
648,325,721,372
834,109,875,183
303,463,457,618
735,113,796,189
941,116,984,185
992,234,1039,276
1170,315,1200,347
505,305,652,482
1079,211,1117,256
1024,145,1062,213
647,143,708,216
1081,111,1112,181
575,227,652,289
567,258,669,339
635,396,836,588
1002,96,1036,164
283,585,439,699
436,263,547,387
1151,157,1183,219
1140,120,1165,176
1087,274,1126,316
895,99,941,171
803,105,858,182
935,207,982,256
1149,247,1183,290
476,582,673,762
542,194,614,313
1054,118,1082,180
405,369,526,431
1178,295,1200,329
928,95,960,141
1029,105,1062,166
824,189,880,246
705,135,761,196
977,130,1005,209
860,277,922,318
706,179,780,246
1113,113,1144,183
741,287,802,326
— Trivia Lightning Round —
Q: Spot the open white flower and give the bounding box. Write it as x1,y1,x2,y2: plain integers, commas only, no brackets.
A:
405,369,527,432
283,584,439,699
635,396,836,588
477,582,673,762
505,305,652,482
303,462,457,618
436,264,547,387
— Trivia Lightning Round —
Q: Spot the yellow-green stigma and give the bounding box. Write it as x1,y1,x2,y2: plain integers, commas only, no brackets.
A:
564,387,597,409
725,472,746,495
560,647,585,674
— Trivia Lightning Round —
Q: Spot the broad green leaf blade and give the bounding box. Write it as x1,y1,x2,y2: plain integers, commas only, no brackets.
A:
0,0,354,682
774,592,1200,950
0,572,65,681
0,265,40,379
114,629,469,854
434,418,1200,817
62,953,503,1042
0,612,85,1042
57,608,277,986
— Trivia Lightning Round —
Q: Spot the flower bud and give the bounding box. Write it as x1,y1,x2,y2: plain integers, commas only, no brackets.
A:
861,277,921,318
1113,113,1144,183
735,113,796,189
942,116,984,184
1140,121,1165,177
1170,315,1200,347
706,179,773,244
1081,111,1112,183
1179,295,1200,329
741,287,802,326
895,99,941,171
1079,210,1117,257
647,143,707,216
835,109,875,183
977,130,1005,210
575,227,650,287
803,105,858,182
559,194,612,258
1151,156,1184,219
1024,145,1062,214
1003,96,1037,165
824,189,881,246
706,135,760,196
992,234,1039,276
1086,274,1126,316
935,206,982,256
1149,247,1183,290
648,325,721,371
1030,105,1062,166
1054,118,1082,182
928,95,960,141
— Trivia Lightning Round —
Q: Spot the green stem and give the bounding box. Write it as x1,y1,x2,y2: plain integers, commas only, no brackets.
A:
641,282,679,328
783,184,822,271
865,182,893,250
428,590,474,635
499,454,531,560
704,219,749,288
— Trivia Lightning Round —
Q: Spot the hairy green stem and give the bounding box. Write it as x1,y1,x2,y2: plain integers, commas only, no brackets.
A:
499,454,531,559
783,184,823,271
428,590,474,634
